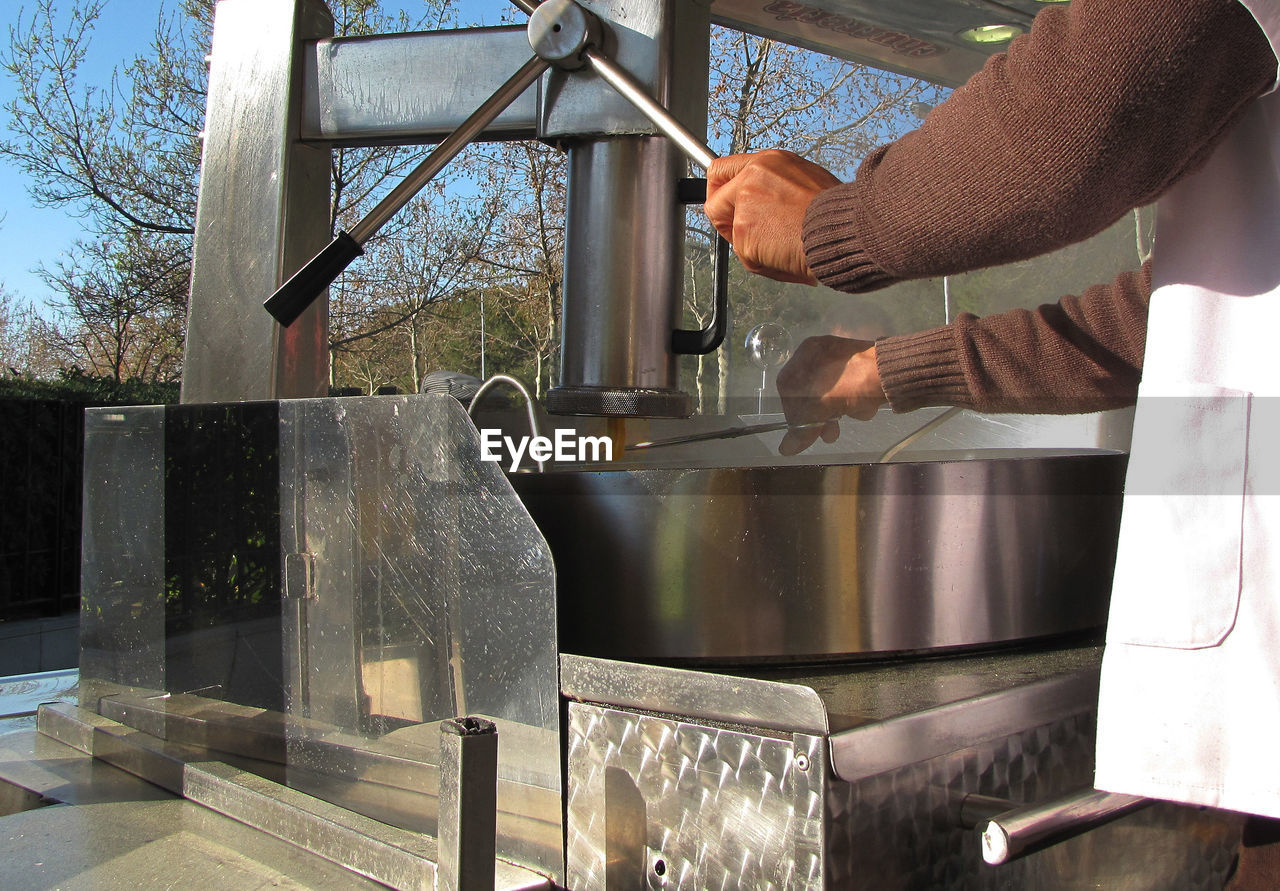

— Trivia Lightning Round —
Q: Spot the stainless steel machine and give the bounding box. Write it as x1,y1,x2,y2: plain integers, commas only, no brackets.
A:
0,0,1247,887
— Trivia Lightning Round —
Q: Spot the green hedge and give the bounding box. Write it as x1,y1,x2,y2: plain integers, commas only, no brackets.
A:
0,368,180,405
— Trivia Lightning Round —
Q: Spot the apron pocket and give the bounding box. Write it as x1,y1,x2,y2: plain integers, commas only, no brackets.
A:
1106,382,1250,649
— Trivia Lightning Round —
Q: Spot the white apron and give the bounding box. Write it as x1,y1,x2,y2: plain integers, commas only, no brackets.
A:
1093,1,1280,818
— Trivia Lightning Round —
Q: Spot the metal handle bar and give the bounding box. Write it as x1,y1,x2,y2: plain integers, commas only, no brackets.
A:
582,49,717,170
263,54,550,327
970,788,1153,865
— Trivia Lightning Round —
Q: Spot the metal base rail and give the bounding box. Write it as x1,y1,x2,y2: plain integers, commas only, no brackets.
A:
36,703,549,891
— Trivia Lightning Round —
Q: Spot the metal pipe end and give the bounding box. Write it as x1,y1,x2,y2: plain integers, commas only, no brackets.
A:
981,821,1012,865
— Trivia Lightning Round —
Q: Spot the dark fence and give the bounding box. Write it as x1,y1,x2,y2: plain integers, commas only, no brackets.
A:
0,399,86,621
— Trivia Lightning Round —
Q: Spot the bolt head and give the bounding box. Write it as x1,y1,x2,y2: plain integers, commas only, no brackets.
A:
528,0,600,70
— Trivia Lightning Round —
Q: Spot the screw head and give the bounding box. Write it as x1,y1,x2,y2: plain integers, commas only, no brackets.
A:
795,752,810,771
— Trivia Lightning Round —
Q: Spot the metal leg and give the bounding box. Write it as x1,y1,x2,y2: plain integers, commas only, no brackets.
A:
438,717,499,890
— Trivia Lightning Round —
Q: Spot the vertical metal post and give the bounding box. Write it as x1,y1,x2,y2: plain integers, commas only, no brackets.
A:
181,0,333,403
438,716,499,890
542,0,712,418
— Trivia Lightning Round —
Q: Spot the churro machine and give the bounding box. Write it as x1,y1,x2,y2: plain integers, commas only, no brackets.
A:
0,0,1245,887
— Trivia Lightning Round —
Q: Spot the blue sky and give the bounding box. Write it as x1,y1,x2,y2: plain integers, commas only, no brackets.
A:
0,0,169,311
0,0,515,315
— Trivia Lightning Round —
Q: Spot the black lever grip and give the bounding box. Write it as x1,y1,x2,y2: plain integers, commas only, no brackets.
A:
264,231,363,327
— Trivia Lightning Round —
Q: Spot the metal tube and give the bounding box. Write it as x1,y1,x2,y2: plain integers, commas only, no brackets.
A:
468,374,546,471
348,54,549,244
437,716,499,890
980,788,1152,865
582,48,717,170
547,136,692,417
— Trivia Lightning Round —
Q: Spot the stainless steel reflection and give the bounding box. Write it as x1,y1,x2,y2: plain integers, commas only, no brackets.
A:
182,0,331,403
512,451,1127,661
301,27,540,145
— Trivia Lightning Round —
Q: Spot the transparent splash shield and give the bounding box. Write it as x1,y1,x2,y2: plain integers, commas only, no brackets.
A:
79,395,562,880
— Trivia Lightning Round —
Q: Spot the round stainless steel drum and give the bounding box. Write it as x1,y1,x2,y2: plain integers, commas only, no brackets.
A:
510,450,1127,662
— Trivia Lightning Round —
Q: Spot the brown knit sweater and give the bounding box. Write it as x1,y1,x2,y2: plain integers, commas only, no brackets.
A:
801,0,1276,413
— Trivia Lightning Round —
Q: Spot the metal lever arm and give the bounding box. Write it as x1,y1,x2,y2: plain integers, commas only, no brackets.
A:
526,0,716,170
582,49,717,170
263,54,550,327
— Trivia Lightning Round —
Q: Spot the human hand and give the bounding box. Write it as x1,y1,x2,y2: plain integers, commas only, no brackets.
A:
775,335,887,455
705,150,840,285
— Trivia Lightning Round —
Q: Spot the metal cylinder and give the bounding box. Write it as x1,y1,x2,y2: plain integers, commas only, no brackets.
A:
547,135,692,417
980,788,1152,865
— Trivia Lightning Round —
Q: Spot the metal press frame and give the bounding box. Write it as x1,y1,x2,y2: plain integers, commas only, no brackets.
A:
183,0,723,417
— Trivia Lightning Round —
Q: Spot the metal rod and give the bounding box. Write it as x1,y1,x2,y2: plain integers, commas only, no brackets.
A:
348,54,550,244
627,420,826,451
582,48,717,170
468,374,546,471
980,788,1152,865
878,405,963,462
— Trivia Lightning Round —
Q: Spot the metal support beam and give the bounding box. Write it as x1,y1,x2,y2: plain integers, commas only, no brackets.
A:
182,0,333,403
301,27,541,146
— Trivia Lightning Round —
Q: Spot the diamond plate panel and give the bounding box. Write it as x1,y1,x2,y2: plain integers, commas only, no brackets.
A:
567,704,823,889
567,705,1241,890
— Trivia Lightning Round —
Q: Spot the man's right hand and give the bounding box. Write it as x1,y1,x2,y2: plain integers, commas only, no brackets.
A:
775,335,887,455
705,150,840,285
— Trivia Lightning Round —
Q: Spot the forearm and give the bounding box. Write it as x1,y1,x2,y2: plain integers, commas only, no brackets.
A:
803,0,1275,292
876,261,1151,413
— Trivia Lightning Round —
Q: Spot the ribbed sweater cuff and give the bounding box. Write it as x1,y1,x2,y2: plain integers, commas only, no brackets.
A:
802,185,896,293
875,326,972,412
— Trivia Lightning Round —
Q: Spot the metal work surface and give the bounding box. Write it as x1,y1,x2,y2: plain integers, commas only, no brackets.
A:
568,642,1100,742
561,653,830,734
1,714,553,890
517,451,1126,661
0,726,384,889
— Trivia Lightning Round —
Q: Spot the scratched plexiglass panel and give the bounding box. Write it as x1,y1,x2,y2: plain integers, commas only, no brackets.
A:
79,405,167,701
78,402,286,710
278,394,562,880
